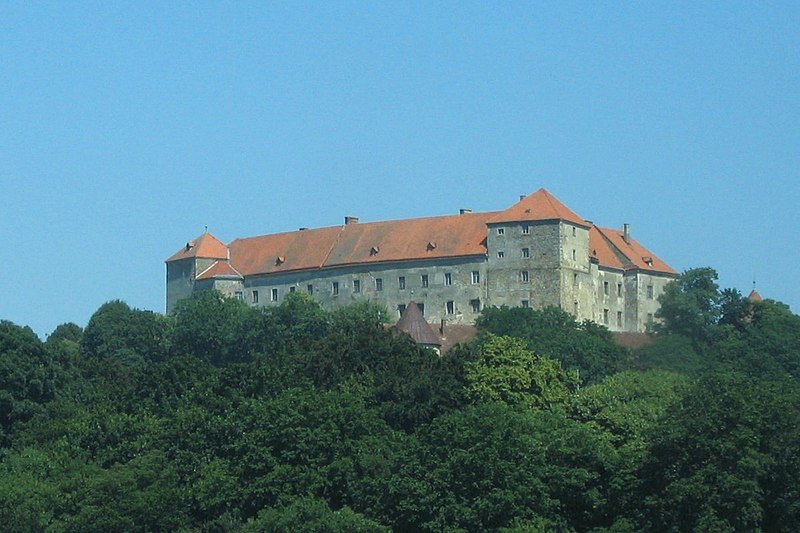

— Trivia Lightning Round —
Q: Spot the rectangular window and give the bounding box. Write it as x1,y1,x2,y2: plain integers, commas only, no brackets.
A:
470,299,481,313
522,224,529,235
617,311,623,327
399,276,406,290
603,308,609,325
572,249,576,261
421,274,428,288
647,312,654,323
521,270,529,283
353,279,361,293
252,290,259,304
307,284,313,294
235,291,243,300
376,278,383,291
332,281,339,295
289,286,296,293
271,288,278,302
497,250,505,258
522,247,530,258
572,226,577,237
444,273,452,286
647,285,654,299
397,304,406,316
617,283,622,297
573,273,578,286
471,271,480,284
418,303,424,315
603,281,609,295
446,300,454,314
497,227,505,235
521,300,530,308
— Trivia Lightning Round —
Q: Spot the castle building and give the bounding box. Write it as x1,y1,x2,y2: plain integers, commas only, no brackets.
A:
165,189,677,332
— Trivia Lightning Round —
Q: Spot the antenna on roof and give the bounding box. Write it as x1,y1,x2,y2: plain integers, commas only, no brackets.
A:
752,274,757,291
204,225,208,233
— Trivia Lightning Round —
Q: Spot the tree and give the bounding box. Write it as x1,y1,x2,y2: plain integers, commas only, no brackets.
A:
655,267,720,341
82,300,172,364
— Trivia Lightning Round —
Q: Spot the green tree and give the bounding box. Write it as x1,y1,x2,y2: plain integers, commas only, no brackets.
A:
82,300,172,364
655,267,720,341
171,291,250,365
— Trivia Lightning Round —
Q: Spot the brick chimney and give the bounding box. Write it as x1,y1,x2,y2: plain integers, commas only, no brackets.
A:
623,223,631,244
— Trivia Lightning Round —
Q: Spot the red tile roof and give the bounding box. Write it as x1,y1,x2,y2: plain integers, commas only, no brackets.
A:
748,289,763,302
195,261,243,281
396,302,442,347
490,188,589,226
166,232,229,263
592,226,677,275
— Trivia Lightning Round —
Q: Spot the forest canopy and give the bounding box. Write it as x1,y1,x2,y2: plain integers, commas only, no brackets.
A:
1,269,799,532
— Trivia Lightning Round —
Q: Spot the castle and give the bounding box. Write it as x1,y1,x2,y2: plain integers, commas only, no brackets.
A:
166,188,676,332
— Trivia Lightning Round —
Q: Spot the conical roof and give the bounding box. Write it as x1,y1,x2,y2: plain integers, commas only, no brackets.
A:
748,289,763,302
166,232,229,262
489,188,588,226
396,302,442,347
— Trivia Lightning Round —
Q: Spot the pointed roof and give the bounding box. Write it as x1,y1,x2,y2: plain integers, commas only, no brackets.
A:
748,289,763,302
195,261,243,281
396,302,442,347
166,232,229,263
489,188,589,227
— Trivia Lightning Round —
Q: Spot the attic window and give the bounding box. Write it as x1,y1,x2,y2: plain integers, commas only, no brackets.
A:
275,256,285,266
185,241,195,251
524,208,531,213
427,241,437,251
642,256,654,266
370,246,380,256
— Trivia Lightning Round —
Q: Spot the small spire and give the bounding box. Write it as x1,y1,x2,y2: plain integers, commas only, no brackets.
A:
204,225,208,233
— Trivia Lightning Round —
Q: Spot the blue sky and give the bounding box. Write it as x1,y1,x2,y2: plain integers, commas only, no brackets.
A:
1,2,798,337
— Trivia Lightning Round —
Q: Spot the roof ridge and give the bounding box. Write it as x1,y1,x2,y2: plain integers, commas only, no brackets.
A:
594,226,636,269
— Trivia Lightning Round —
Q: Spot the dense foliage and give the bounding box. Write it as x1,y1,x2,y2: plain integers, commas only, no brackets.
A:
1,272,798,531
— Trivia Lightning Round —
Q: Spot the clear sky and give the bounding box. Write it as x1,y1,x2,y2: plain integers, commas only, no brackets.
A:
1,2,798,337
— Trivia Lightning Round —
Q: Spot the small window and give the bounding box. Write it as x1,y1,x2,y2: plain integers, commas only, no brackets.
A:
521,300,529,308
572,249,576,261
603,308,609,325
399,276,406,290
376,278,383,291
603,281,609,295
497,227,505,235
418,303,424,315
444,273,452,286
521,270,529,283
573,273,578,286
289,286,296,293
617,311,623,327
307,284,313,294
235,291,243,300
271,288,278,302
470,299,481,313
647,312,654,323
572,226,576,237
522,247,530,258
573,301,579,314
647,285,654,299
471,271,480,284
446,300,455,314
617,283,622,297
252,290,259,304
421,274,428,288
332,281,339,295
397,304,406,316
522,224,530,235
353,279,361,293
497,251,505,258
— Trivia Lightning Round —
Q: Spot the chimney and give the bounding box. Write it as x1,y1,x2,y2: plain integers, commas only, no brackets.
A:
298,227,308,231
344,216,359,225
459,208,472,215
623,223,631,244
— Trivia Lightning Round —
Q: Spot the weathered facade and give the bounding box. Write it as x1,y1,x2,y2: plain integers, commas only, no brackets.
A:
165,189,677,332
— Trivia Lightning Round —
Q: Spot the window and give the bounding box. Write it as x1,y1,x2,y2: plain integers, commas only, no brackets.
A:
353,279,361,293
573,273,578,286
521,270,529,283
376,278,383,291
332,281,339,295
271,288,278,302
497,251,505,258
289,286,296,293
397,304,406,316
252,290,259,304
617,311,623,327
603,281,609,295
647,312,654,323
497,227,505,235
572,249,576,261
647,285,654,299
572,226,577,237
235,291,243,300
444,273,452,286
603,308,609,325
471,271,480,284
521,300,530,308
421,274,428,288
573,301,579,314
470,299,481,313
617,283,622,297
446,300,455,314
307,284,313,294
522,224,530,235
522,247,530,258
418,303,424,315
398,276,406,290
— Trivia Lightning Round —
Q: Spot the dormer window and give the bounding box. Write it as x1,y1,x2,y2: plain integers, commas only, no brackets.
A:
642,256,654,266
426,241,437,251
370,246,379,256
275,256,285,266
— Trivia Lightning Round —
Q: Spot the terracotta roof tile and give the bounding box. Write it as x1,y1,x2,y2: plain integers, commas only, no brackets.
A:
748,289,763,302
166,232,229,263
229,226,344,277
594,226,677,275
489,188,588,226
195,261,243,281
395,302,442,347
